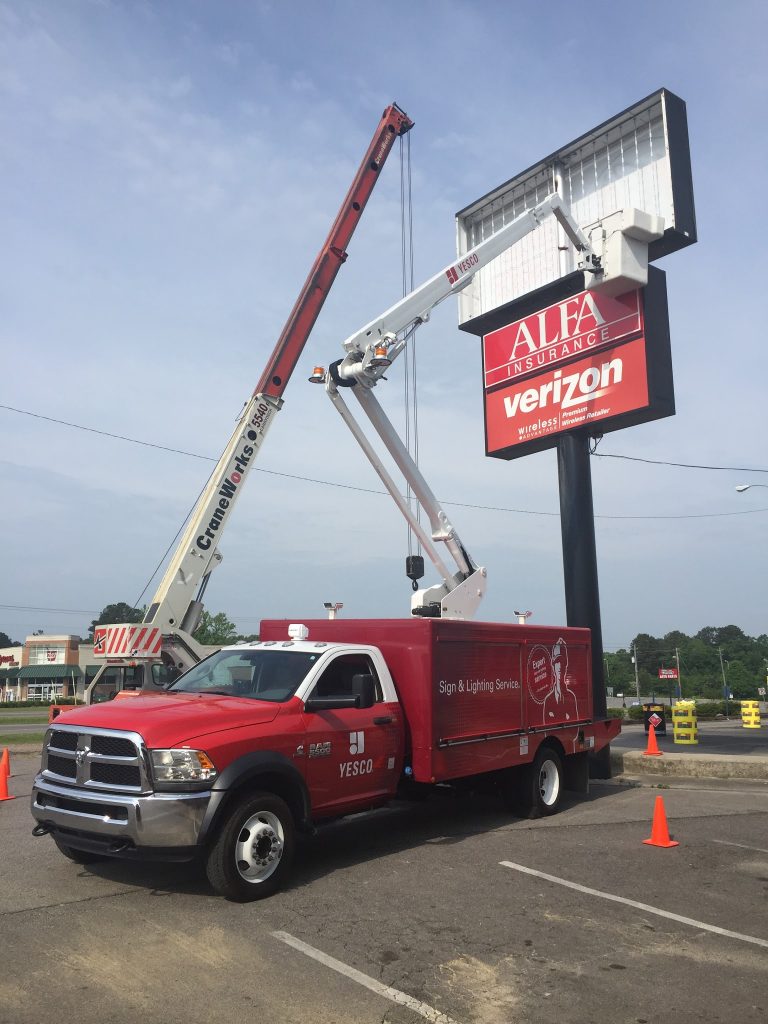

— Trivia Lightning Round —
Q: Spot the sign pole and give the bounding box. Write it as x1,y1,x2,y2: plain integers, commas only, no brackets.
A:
556,432,607,727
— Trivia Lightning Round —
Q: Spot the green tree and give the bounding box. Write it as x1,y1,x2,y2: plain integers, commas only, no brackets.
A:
194,611,238,646
0,631,21,647
88,603,144,639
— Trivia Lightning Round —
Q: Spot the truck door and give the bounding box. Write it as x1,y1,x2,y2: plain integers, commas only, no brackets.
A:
302,652,401,815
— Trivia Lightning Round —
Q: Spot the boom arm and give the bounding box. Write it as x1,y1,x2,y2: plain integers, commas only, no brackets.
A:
94,104,413,674
313,193,597,619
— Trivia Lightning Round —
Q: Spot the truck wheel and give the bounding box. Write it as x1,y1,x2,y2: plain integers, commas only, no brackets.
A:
527,747,563,818
205,792,294,902
53,838,106,865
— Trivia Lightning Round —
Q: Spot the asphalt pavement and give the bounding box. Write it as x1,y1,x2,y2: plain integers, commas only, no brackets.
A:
2,753,767,1024
614,719,768,757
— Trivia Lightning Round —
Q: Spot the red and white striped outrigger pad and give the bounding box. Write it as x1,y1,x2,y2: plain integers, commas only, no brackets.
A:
93,624,162,659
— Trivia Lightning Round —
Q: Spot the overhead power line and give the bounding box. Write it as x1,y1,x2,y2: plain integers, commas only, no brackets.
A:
594,452,768,473
2,403,768,520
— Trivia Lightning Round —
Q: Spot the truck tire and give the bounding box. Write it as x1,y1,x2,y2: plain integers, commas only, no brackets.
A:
53,838,106,865
205,791,294,902
526,747,563,818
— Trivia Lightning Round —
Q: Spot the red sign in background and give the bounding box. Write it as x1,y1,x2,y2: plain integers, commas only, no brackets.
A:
485,336,650,455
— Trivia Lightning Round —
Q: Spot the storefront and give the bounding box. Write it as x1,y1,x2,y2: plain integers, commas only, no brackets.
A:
17,635,81,701
0,648,23,701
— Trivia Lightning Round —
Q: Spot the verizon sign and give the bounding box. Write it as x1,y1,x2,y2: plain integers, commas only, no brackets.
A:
482,267,674,460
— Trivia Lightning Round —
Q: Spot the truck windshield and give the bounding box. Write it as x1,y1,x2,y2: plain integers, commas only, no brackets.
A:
169,649,321,702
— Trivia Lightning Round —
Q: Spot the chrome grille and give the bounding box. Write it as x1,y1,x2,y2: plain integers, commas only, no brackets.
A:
43,726,149,793
91,735,135,757
47,754,76,779
90,763,141,787
50,730,77,751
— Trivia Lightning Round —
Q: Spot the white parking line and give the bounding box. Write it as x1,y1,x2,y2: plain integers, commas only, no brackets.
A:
500,861,768,949
712,839,768,854
272,931,460,1024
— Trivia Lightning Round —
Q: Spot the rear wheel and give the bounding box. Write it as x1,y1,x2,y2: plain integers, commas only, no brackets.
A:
506,747,564,819
53,838,106,865
205,792,294,902
527,747,563,818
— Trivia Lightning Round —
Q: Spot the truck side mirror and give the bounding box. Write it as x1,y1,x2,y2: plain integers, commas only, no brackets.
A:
352,673,376,710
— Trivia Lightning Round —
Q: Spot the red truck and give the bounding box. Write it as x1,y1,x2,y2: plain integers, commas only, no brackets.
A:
31,618,619,901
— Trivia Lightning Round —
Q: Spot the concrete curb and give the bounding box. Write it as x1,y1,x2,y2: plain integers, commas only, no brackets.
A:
612,748,768,781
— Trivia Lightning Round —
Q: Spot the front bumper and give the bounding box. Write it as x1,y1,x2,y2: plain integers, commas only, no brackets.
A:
31,775,212,853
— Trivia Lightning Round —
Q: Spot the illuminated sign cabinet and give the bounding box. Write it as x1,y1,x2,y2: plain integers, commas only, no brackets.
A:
456,88,695,461
481,266,673,459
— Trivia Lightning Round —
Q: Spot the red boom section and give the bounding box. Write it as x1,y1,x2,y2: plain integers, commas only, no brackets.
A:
255,103,413,399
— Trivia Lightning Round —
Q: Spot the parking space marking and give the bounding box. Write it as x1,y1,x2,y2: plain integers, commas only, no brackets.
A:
272,931,460,1024
500,861,768,949
712,839,768,854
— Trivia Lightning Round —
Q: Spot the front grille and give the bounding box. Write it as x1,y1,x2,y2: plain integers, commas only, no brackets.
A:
91,736,135,757
47,754,76,779
90,763,141,787
50,730,77,751
43,727,147,792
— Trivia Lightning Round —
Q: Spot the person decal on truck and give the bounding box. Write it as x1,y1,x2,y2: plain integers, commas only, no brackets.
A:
543,639,579,724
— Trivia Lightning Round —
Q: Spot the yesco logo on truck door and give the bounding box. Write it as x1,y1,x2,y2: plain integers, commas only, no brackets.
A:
339,731,374,778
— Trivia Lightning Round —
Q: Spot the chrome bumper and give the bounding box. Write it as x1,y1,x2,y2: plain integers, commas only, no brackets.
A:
31,775,212,848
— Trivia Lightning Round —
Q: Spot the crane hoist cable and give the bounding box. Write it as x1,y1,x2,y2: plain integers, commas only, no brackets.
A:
399,130,421,575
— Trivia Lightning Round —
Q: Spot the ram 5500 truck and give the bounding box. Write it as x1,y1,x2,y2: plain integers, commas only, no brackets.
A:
31,618,619,901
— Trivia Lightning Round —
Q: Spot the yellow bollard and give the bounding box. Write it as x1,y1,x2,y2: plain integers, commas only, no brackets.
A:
740,700,761,729
672,700,698,745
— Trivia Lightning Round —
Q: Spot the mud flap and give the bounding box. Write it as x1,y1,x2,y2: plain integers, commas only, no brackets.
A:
563,751,590,794
588,745,613,780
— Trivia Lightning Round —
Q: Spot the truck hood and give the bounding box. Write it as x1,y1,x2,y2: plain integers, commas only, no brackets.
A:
52,692,282,749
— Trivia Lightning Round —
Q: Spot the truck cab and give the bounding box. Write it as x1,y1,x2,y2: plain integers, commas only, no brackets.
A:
31,631,404,902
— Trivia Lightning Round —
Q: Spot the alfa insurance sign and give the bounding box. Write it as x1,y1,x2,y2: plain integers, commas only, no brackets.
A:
482,268,674,460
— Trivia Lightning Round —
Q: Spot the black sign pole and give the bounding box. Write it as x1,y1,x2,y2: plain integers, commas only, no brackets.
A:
557,433,610,775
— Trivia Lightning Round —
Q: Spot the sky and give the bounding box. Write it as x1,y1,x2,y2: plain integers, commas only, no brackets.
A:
1,0,767,652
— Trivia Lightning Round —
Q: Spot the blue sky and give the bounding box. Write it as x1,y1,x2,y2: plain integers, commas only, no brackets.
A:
2,0,766,652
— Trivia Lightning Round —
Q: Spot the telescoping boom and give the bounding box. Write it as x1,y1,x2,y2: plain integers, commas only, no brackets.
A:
311,194,601,620
90,105,413,695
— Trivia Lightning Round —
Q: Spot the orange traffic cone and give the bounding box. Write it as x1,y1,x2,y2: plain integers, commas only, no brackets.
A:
643,796,678,848
0,747,10,777
0,760,15,802
643,722,663,756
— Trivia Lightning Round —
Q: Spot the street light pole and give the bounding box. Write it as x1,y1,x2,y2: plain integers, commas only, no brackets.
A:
718,647,729,719
735,483,768,492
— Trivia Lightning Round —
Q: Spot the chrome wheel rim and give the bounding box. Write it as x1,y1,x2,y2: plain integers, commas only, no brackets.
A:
235,810,284,883
538,759,560,806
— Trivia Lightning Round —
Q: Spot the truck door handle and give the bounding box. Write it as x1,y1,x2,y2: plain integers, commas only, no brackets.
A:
373,715,393,725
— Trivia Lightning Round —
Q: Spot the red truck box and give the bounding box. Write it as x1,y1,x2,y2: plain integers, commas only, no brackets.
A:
260,618,596,784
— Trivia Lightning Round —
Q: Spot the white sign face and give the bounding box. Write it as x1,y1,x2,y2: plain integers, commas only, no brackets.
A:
30,645,66,666
455,89,696,327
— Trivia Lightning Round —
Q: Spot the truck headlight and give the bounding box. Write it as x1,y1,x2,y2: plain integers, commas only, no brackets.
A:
150,749,218,789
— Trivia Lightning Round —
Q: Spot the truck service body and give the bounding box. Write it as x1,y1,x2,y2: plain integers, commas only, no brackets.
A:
31,618,619,900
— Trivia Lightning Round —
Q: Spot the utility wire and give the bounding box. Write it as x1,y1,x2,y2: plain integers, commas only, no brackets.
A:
594,452,768,473
2,403,767,520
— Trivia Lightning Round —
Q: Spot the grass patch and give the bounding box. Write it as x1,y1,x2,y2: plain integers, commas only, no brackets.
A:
0,715,51,725
0,731,46,746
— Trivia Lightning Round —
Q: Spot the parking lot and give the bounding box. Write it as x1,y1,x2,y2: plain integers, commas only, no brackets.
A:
2,751,767,1024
